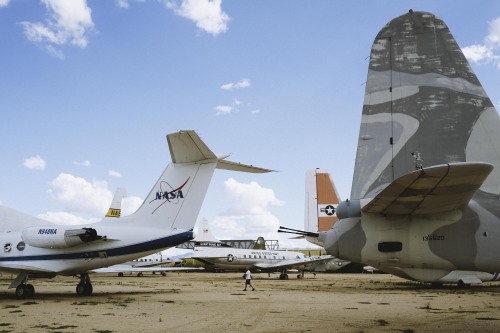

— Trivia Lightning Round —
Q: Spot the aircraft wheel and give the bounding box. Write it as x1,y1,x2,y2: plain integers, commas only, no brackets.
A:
84,284,93,296
161,272,166,276
279,273,284,280
15,285,26,299
76,283,86,296
457,280,470,288
284,274,289,280
137,272,143,277
118,272,124,277
25,284,35,298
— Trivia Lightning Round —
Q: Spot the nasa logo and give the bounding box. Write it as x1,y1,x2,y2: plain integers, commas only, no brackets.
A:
149,178,190,213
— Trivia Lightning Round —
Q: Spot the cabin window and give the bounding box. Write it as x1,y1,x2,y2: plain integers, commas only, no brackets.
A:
378,242,402,252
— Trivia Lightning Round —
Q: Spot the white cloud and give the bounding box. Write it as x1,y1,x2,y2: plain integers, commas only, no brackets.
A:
487,17,500,46
49,173,112,216
122,196,143,216
215,104,232,115
166,0,229,36
251,109,260,115
211,178,285,240
0,0,10,8
462,44,495,63
73,160,91,167
19,0,94,58
23,155,46,170
463,17,500,69
108,169,122,178
221,78,250,90
116,0,129,9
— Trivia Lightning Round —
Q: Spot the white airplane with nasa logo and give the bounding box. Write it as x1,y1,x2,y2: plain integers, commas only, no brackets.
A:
0,130,271,298
95,188,203,276
191,220,338,279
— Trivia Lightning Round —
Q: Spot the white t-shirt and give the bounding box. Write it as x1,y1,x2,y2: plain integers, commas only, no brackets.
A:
245,270,252,280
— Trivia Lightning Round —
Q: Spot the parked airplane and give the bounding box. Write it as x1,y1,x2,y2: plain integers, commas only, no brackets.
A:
93,251,203,277
0,130,271,298
192,220,338,279
319,11,500,287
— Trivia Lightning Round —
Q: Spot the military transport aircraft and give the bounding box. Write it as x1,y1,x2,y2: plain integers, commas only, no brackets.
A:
290,10,500,287
0,130,271,298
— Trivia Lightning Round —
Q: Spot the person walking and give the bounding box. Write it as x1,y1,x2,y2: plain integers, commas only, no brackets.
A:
243,268,255,291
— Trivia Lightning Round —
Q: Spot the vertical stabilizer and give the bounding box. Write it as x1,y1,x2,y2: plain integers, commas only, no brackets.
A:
304,170,340,246
105,188,126,218
252,236,266,250
352,10,500,199
194,218,221,243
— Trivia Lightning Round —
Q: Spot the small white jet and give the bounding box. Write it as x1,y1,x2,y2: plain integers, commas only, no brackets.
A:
0,130,271,298
191,220,336,279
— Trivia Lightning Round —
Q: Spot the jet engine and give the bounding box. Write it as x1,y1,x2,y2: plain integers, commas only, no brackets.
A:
21,226,102,249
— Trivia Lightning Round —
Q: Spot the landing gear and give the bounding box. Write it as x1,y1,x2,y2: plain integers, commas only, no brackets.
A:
76,273,93,296
279,273,289,280
15,283,35,299
297,271,305,279
137,272,143,277
457,280,471,288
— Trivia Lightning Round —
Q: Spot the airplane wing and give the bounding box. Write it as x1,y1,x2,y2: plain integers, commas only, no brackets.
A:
362,162,493,216
91,265,204,274
254,255,335,271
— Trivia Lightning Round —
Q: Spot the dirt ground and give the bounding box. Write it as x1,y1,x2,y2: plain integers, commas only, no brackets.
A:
0,271,499,333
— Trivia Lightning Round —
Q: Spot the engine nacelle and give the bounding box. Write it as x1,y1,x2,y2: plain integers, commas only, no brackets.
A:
21,226,102,249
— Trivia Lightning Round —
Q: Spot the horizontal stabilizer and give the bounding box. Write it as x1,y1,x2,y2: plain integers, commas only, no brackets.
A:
167,130,274,173
167,130,218,164
217,160,274,173
363,162,493,215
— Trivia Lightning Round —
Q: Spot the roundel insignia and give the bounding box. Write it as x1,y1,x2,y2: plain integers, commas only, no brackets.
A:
324,205,336,216
227,254,234,262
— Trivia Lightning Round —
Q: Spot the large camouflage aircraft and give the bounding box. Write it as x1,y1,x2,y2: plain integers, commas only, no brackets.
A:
293,10,500,287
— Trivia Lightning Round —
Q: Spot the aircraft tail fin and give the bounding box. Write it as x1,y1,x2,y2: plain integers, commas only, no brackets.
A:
126,130,272,231
351,10,500,200
105,188,126,218
305,169,340,232
253,236,266,250
302,169,340,246
193,218,221,243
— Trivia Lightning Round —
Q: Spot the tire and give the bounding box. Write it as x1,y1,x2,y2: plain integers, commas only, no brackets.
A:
76,283,86,296
15,285,26,299
25,284,35,298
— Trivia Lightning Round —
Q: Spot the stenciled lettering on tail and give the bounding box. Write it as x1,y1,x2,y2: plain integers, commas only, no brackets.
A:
149,178,190,214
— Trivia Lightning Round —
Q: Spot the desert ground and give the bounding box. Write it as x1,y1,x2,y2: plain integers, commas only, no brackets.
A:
0,271,499,333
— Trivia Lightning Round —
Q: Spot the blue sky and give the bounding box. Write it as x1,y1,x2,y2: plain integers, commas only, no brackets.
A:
1,0,499,251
